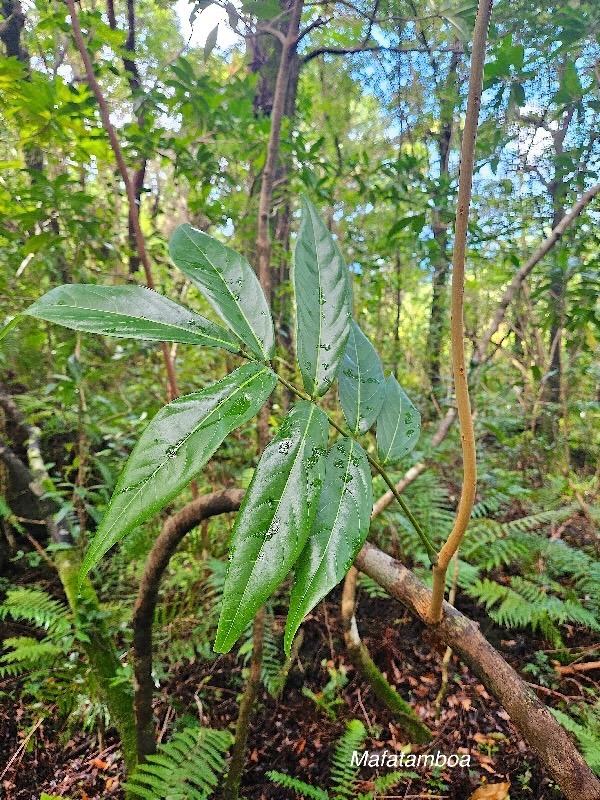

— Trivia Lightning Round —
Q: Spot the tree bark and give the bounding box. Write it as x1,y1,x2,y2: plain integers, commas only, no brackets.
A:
355,542,600,800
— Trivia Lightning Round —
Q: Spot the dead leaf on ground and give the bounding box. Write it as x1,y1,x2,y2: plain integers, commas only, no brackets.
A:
468,780,510,799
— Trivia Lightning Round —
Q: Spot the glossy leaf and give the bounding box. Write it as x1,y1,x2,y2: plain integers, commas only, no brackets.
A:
376,376,421,465
285,437,372,655
79,363,277,582
169,224,274,360
292,195,352,397
215,400,328,653
22,284,239,351
338,320,385,434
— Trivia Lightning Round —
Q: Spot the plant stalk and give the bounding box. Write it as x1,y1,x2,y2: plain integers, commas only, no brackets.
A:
427,0,493,623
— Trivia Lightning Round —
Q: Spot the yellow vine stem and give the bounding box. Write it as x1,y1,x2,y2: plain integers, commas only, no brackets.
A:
427,0,494,623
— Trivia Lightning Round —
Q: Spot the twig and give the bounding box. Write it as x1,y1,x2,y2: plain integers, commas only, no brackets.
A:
555,661,600,675
428,0,493,622
0,717,44,780
65,0,178,401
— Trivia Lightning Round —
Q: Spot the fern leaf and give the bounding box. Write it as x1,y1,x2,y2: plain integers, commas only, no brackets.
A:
330,719,367,799
552,709,600,775
124,725,231,800
267,770,329,799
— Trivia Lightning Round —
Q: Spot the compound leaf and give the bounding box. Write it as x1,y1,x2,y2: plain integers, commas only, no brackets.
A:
79,363,277,582
285,437,372,655
293,195,351,397
215,401,328,653
338,320,386,434
376,376,421,465
169,224,274,360
22,284,239,351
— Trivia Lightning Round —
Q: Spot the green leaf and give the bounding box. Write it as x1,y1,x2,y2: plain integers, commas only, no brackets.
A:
285,437,372,655
376,376,421,465
204,24,219,60
22,284,239,351
169,224,274,360
79,363,276,582
292,195,352,397
338,321,385,434
215,400,328,653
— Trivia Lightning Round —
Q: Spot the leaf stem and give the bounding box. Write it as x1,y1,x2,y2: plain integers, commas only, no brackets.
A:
275,373,437,564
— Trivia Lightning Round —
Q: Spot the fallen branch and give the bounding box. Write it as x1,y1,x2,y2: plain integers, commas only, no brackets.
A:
354,541,600,800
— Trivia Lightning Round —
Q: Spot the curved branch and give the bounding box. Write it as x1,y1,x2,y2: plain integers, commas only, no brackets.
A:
132,488,244,760
302,43,457,63
341,567,432,743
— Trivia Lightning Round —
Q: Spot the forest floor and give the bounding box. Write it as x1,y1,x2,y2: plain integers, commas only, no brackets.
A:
2,535,599,800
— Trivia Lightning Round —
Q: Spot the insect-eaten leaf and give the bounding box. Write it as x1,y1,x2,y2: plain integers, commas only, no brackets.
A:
79,363,277,584
169,224,274,360
376,375,421,465
293,195,352,397
22,284,239,351
285,437,372,655
215,400,329,653
338,320,385,434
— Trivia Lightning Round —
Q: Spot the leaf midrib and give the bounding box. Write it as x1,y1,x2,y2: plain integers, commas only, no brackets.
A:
220,403,319,646
180,226,267,359
85,367,270,568
289,439,359,632
28,302,235,349
382,382,403,465
306,208,325,395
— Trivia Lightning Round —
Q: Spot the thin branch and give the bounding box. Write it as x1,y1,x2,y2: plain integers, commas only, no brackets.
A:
473,180,600,366
428,0,493,622
65,0,178,401
302,42,457,63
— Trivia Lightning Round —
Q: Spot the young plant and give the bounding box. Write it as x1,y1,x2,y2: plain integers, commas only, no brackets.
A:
6,195,433,657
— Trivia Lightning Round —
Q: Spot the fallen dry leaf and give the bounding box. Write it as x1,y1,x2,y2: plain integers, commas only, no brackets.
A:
468,780,510,800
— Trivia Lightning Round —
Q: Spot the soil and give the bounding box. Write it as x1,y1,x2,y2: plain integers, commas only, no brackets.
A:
2,573,598,800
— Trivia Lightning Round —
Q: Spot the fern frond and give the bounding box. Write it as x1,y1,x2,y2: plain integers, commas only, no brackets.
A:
267,770,329,799
357,574,389,600
0,588,70,633
330,719,367,799
124,725,231,800
261,614,285,697
552,709,600,775
0,636,63,677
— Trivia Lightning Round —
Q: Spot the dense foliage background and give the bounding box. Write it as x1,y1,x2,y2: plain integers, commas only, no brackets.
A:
0,0,598,798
